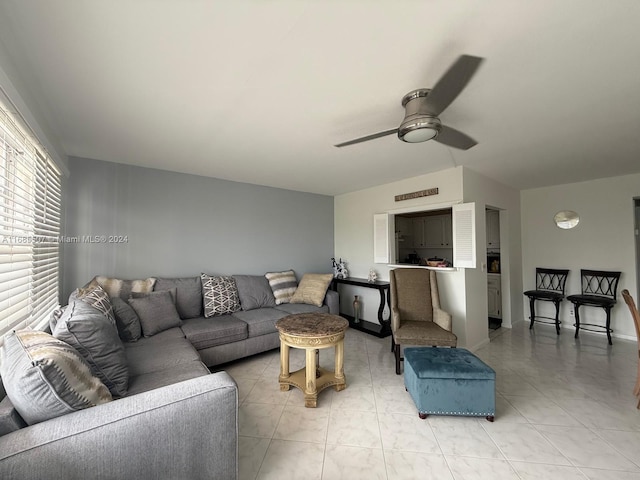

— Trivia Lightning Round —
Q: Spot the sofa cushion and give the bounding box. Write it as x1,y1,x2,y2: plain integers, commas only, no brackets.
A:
111,297,142,342
124,331,201,376
180,316,248,350
232,308,288,337
274,303,329,315
128,289,183,337
53,300,129,398
124,326,186,346
127,361,210,396
155,277,203,319
201,274,241,317
265,270,297,305
290,273,333,307
91,275,156,301
0,330,112,426
233,275,277,311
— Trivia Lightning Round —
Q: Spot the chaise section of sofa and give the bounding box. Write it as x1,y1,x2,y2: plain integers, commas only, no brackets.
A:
0,372,238,480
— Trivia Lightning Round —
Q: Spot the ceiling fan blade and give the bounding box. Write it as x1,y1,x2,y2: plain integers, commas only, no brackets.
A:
435,125,478,150
424,55,484,116
334,128,398,147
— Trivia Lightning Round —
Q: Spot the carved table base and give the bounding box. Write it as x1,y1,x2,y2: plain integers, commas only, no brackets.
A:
276,313,348,408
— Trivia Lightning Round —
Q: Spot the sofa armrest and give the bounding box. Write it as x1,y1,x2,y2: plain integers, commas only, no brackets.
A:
324,289,339,315
0,372,238,480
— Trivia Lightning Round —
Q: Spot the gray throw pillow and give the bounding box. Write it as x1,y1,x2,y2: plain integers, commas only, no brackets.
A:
233,275,277,311
201,274,241,317
53,300,129,398
154,277,203,319
0,330,112,425
128,290,183,337
111,297,142,342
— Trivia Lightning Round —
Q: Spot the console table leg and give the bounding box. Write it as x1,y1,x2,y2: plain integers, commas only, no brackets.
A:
573,305,581,338
553,300,561,335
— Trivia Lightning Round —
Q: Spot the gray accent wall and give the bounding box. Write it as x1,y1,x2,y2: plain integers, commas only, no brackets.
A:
62,157,334,299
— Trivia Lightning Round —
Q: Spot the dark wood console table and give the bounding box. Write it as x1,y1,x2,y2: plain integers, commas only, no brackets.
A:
331,277,391,338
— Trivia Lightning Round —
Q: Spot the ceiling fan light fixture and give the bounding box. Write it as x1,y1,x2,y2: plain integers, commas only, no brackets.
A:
398,117,441,143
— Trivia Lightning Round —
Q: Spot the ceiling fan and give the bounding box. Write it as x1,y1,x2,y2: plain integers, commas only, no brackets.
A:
335,55,484,150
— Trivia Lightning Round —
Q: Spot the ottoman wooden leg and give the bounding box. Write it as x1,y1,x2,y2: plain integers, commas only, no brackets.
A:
486,415,495,422
418,413,428,420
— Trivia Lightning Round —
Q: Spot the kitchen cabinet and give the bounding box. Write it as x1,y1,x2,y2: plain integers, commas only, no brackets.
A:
412,217,425,247
424,215,453,248
487,209,500,249
487,274,501,319
395,216,413,247
408,215,453,248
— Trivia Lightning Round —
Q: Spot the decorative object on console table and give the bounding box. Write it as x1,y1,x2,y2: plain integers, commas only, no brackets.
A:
331,257,348,279
353,295,361,324
331,277,391,338
368,268,377,283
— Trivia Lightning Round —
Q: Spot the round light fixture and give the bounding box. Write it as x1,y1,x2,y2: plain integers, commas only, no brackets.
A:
553,211,580,229
398,117,441,143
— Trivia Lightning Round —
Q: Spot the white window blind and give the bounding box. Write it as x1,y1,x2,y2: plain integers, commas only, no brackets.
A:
0,106,61,344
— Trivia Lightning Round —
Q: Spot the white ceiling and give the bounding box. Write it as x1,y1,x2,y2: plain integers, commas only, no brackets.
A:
1,0,640,196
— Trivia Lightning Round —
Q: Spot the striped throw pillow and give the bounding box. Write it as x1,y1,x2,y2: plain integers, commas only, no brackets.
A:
265,270,298,305
0,330,112,425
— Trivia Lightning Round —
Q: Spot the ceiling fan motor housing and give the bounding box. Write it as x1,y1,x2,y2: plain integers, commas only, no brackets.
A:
398,89,442,143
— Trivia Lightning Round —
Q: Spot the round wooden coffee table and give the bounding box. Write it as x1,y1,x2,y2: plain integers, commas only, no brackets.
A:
275,313,349,408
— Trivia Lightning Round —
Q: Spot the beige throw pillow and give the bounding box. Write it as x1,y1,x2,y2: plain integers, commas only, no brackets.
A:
289,273,333,307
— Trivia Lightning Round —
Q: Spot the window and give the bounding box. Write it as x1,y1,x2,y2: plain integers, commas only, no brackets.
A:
0,105,61,344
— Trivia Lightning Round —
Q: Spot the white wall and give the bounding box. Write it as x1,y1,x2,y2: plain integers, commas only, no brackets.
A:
334,167,470,345
0,43,68,173
462,168,523,349
521,173,640,340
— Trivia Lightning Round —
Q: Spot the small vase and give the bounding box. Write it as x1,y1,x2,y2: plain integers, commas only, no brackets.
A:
353,295,361,324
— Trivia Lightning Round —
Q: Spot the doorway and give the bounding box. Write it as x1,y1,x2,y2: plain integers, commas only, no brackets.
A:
486,208,502,332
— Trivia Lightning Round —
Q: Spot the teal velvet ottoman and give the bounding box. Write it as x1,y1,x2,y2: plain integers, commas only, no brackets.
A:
404,347,495,422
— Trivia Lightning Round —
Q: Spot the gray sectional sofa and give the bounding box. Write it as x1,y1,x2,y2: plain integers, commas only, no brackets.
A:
0,273,338,479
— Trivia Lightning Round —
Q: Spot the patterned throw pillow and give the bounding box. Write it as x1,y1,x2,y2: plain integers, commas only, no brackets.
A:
70,284,115,324
201,274,241,317
289,273,334,307
0,330,112,426
265,270,298,305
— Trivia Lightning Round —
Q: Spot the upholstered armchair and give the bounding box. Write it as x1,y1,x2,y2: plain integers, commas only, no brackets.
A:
390,268,457,374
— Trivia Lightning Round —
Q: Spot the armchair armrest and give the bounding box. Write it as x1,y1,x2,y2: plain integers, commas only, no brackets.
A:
0,372,238,480
391,305,401,333
433,307,453,332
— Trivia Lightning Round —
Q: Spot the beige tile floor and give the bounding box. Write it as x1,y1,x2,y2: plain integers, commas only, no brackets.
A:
219,322,640,480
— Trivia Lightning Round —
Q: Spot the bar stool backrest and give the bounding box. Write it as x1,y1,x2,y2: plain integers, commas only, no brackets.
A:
579,269,621,299
535,268,569,294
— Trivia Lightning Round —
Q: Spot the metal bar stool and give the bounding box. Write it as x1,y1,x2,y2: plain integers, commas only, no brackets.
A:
524,268,569,334
567,269,621,345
